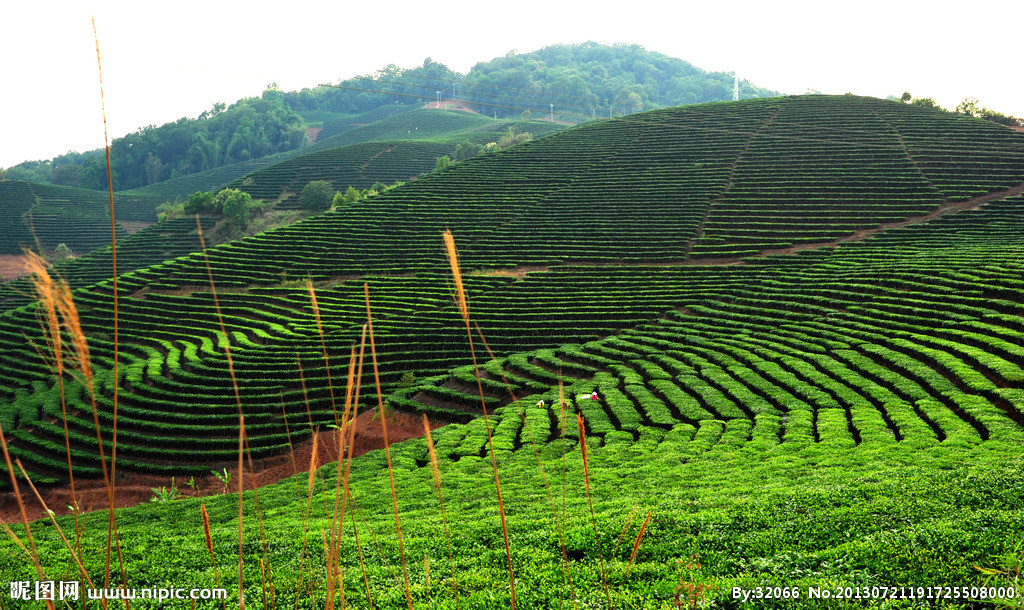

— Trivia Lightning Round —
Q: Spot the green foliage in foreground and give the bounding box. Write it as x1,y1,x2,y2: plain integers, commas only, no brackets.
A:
1,411,1022,608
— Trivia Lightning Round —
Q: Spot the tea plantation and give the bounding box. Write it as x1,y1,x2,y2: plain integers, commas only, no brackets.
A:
0,181,164,254
1,95,1023,608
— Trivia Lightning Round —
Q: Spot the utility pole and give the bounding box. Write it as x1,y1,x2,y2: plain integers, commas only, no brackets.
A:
436,90,440,109
733,73,739,101
550,103,554,123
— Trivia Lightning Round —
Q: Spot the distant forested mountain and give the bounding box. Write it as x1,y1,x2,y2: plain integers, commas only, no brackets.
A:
5,95,306,191
463,42,779,119
2,43,778,191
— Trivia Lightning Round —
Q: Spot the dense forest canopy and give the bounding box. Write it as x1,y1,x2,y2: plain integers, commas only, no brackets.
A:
2,43,779,190
281,58,461,114
4,94,306,191
463,42,778,118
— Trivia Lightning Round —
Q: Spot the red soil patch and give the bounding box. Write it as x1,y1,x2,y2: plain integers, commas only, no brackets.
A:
119,221,155,234
305,127,323,143
0,254,34,280
0,410,448,524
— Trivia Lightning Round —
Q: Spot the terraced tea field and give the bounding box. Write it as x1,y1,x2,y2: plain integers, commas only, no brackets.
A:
0,181,163,255
1,95,1023,608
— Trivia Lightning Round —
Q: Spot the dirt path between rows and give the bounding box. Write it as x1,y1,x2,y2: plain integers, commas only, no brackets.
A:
0,410,448,524
472,181,1024,274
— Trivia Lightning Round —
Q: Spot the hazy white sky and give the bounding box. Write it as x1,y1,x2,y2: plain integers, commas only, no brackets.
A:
2,0,1020,168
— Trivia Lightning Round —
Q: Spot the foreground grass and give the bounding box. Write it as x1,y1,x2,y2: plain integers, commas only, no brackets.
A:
2,411,1022,608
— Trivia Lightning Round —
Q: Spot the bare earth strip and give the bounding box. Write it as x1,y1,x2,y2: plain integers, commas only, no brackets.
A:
0,255,34,280
0,409,447,523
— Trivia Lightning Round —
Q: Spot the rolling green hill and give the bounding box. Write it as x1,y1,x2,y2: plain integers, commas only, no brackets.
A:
118,109,566,204
1,95,1024,607
1,94,1022,478
227,111,565,204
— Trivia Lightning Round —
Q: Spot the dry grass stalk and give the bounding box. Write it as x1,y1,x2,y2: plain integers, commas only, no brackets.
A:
307,431,321,499
295,355,316,431
306,278,340,427
281,395,298,476
92,23,132,599
93,8,122,506
577,413,610,609
326,346,359,610
425,555,431,602
364,284,413,609
423,414,460,607
614,504,638,554
196,216,249,609
349,491,400,583
200,502,226,610
442,230,516,608
0,521,32,559
237,414,246,610
259,558,269,610
337,326,367,538
320,530,332,608
52,249,129,599
239,420,271,597
14,459,95,590
558,382,579,609
473,321,577,601
24,251,83,553
331,328,371,609
201,503,214,556
294,429,321,607
0,422,55,610
351,505,375,610
625,510,653,576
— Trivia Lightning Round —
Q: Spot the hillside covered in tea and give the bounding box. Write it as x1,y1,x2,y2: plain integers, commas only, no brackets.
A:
1,94,1023,608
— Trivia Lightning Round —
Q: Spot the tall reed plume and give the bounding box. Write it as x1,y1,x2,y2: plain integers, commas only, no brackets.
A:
24,252,82,552
443,229,516,607
424,413,460,607
92,18,130,597
472,323,576,605
196,216,248,609
577,413,610,608
364,284,414,609
0,426,55,610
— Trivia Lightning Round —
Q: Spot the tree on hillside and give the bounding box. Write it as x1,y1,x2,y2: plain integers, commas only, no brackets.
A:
184,190,217,214
217,188,256,229
339,185,361,204
497,126,532,149
434,156,451,172
300,180,336,211
956,97,981,117
453,141,483,161
979,108,1023,128
51,243,72,263
463,42,779,119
